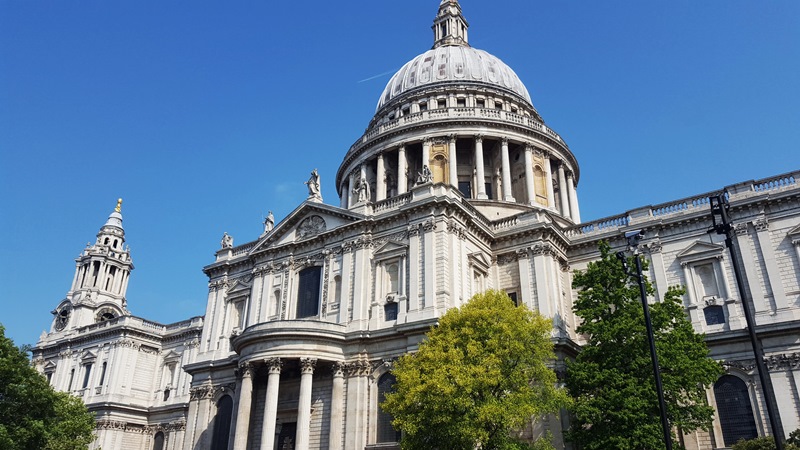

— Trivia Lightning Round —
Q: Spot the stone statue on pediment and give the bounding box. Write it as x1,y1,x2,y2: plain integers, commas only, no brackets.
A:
264,211,275,233
305,169,322,202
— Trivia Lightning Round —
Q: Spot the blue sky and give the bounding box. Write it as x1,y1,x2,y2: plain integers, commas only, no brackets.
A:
1,1,798,347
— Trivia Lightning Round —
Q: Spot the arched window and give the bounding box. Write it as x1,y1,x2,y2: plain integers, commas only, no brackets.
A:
296,266,322,318
152,431,165,450
377,373,401,443
210,395,233,450
714,375,758,446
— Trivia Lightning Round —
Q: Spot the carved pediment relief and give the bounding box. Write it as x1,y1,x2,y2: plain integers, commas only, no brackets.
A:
676,241,725,263
249,203,364,254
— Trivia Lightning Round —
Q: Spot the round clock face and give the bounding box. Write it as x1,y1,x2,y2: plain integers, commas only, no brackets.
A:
55,306,71,331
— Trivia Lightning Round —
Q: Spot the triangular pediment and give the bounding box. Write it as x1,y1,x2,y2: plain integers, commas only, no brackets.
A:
44,360,57,370
468,252,492,272
162,350,180,362
788,223,800,237
676,241,725,262
250,202,364,254
227,279,252,297
80,349,97,361
374,240,408,259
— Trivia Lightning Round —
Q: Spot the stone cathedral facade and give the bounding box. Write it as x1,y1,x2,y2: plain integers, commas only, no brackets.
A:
31,2,800,449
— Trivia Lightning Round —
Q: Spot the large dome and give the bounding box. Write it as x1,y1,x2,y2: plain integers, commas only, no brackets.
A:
377,46,532,112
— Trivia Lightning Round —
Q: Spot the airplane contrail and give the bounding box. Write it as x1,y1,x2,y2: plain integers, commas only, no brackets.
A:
357,69,397,83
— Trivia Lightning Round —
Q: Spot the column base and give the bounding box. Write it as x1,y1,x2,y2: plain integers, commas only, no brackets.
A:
504,196,516,202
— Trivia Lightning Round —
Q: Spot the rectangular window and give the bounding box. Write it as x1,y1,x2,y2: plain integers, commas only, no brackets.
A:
296,266,322,318
384,303,398,321
82,364,92,389
506,291,519,306
68,369,75,390
458,181,471,198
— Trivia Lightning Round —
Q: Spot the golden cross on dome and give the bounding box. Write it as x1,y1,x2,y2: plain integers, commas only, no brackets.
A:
115,198,123,213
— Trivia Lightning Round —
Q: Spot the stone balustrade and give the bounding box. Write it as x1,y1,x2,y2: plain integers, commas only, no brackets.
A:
348,106,567,159
565,170,799,239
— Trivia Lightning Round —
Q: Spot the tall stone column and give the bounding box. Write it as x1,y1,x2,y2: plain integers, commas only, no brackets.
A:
232,362,254,450
328,362,345,450
347,172,355,208
376,153,386,201
448,135,458,188
567,172,580,223
557,164,570,219
260,358,282,450
340,184,348,208
474,135,487,199
544,156,555,208
422,138,431,169
501,137,514,201
295,358,316,450
397,145,408,194
344,360,369,449
523,144,535,205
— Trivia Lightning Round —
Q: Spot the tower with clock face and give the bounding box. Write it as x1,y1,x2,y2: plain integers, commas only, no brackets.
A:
51,199,134,333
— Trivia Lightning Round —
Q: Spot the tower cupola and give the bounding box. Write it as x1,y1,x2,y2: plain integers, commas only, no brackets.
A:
51,199,134,333
432,0,469,48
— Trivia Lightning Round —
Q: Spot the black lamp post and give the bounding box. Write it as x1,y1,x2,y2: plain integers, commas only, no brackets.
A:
617,230,673,450
709,193,785,449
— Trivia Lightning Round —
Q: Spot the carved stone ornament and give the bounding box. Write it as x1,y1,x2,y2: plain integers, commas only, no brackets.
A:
345,359,372,377
331,361,346,377
265,357,283,374
297,215,326,239
753,217,769,232
300,357,317,374
734,222,749,236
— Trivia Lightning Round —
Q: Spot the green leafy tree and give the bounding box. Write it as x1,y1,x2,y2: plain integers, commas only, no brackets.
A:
731,436,800,450
382,290,569,450
566,242,723,449
0,324,95,450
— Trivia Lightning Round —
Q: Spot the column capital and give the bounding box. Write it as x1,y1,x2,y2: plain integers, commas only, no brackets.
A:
331,361,346,378
238,361,254,378
474,134,484,143
264,357,282,374
753,217,769,232
734,222,749,236
524,142,534,152
300,357,317,374
397,142,406,150
501,136,509,145
448,134,457,143
423,137,433,145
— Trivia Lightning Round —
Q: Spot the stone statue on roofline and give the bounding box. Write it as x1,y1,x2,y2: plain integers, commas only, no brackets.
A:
305,169,322,202
264,211,275,234
221,232,233,249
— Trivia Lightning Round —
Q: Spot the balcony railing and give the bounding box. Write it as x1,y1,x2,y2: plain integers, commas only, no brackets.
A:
564,170,799,239
348,107,568,158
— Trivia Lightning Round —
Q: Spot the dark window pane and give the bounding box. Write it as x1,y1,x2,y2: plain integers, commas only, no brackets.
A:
714,375,757,446
458,181,471,198
296,267,322,318
384,303,398,321
211,395,233,450
377,373,401,442
704,305,725,325
153,432,165,450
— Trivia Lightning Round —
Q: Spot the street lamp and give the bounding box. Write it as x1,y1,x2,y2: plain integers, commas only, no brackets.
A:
617,230,673,450
710,193,785,449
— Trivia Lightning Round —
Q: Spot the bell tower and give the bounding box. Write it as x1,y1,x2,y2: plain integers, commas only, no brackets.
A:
433,0,469,48
51,199,134,333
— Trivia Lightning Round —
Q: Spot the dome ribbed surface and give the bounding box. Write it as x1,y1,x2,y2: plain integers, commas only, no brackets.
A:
377,46,532,111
